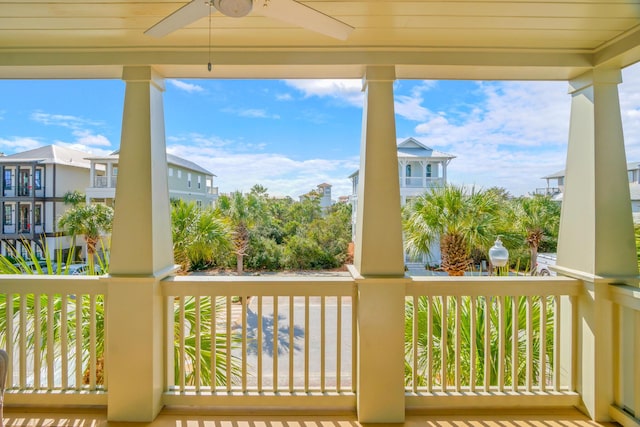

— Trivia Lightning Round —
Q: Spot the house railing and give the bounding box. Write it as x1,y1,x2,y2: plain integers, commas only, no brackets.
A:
161,275,357,409
4,273,640,420
93,176,117,188
608,282,640,426
400,177,445,188
405,276,582,409
0,275,107,407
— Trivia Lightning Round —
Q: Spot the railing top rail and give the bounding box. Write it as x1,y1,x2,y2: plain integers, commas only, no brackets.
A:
407,275,581,297
609,282,640,311
162,275,356,297
0,274,107,294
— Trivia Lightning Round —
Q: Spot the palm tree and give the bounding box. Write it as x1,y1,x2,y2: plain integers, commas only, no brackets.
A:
58,202,114,268
403,185,501,276
404,294,555,388
217,191,264,274
171,200,231,272
510,195,561,275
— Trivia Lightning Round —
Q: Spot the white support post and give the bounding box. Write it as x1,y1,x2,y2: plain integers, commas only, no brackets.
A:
352,66,406,423
556,68,638,422
106,66,175,422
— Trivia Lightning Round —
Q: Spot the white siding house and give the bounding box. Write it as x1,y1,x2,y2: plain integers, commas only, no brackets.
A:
86,151,218,208
349,137,455,266
0,145,93,260
540,162,640,221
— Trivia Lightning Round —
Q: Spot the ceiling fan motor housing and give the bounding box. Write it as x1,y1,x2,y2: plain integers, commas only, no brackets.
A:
214,0,253,17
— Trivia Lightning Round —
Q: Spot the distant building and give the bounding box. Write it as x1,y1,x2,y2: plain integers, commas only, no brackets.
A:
85,151,218,208
0,144,219,262
299,183,334,213
349,137,456,266
317,183,333,211
539,162,640,220
0,145,92,260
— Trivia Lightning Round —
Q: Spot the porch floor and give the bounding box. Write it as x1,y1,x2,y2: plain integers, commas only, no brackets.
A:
2,407,618,427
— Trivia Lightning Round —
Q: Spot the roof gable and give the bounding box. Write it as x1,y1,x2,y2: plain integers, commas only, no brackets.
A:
398,137,431,151
397,138,455,160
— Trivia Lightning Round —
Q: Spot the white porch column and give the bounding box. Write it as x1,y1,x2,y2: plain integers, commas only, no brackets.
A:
106,66,175,422
107,162,113,188
442,160,448,185
353,66,406,423
556,68,638,421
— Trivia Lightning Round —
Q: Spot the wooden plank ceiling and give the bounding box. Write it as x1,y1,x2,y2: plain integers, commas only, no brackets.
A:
1,0,640,80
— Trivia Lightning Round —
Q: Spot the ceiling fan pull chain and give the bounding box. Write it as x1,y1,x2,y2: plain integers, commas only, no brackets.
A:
207,2,213,72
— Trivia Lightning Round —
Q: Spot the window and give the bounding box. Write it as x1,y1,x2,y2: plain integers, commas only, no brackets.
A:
34,204,42,225
196,200,202,208
178,170,182,179
34,169,42,189
4,169,11,190
3,205,12,225
169,168,173,177
406,164,412,176
197,176,201,189
426,164,432,178
187,173,192,188
113,166,118,176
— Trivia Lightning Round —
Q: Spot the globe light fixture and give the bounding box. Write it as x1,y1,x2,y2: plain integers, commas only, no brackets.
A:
489,236,509,268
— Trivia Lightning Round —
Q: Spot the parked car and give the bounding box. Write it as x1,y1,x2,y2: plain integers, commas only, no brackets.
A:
59,263,103,275
536,253,557,276
12,260,50,273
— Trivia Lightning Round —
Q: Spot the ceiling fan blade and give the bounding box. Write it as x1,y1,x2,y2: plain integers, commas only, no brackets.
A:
255,0,354,40
145,0,213,38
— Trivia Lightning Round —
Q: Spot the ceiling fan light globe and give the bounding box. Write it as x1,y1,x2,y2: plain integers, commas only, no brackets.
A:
214,0,253,17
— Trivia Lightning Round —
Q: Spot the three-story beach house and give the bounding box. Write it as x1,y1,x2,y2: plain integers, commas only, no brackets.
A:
349,137,455,265
0,145,93,260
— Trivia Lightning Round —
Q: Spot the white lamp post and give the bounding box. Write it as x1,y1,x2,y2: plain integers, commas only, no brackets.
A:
489,236,509,269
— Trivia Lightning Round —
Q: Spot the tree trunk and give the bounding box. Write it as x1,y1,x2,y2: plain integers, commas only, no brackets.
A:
529,245,539,275
441,233,470,276
236,252,244,275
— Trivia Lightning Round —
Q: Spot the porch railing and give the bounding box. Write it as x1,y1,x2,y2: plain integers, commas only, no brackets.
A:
608,282,640,427
4,273,637,418
405,276,582,409
0,275,107,407
161,275,357,409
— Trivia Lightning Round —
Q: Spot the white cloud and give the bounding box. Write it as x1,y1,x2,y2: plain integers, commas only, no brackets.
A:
0,137,44,154
166,141,358,198
55,143,113,156
168,79,205,93
276,93,293,101
222,107,280,119
284,79,363,107
408,80,571,195
70,129,112,147
31,111,102,129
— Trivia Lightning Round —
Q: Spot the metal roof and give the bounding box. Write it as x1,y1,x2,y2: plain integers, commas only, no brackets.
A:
0,145,92,169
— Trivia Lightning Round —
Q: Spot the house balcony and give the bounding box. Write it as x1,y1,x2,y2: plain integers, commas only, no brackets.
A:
92,176,117,189
400,177,445,189
1,273,638,426
86,177,117,201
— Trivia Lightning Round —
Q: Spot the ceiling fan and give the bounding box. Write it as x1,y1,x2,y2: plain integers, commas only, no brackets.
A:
145,0,354,40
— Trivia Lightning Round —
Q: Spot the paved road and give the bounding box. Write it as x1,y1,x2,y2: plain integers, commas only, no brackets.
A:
231,296,354,390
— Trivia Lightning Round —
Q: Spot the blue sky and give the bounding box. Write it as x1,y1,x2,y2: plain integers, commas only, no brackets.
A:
2,65,640,199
